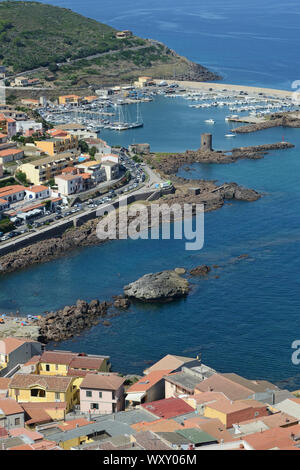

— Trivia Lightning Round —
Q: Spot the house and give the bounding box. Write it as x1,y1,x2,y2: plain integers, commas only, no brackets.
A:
80,373,125,415
8,374,77,412
76,161,106,183
0,148,24,164
25,185,51,201
0,378,10,398
0,398,25,429
203,397,269,428
240,423,300,450
143,353,200,375
16,120,43,135
34,134,78,156
141,397,195,420
55,172,84,196
115,30,133,39
0,185,25,204
14,77,29,87
0,113,17,139
126,370,172,407
58,95,82,105
195,373,258,401
101,160,119,181
37,350,111,376
134,76,154,88
85,138,111,155
21,401,67,428
19,153,76,185
275,397,300,420
0,337,42,376
100,153,119,164
20,99,39,107
164,364,216,398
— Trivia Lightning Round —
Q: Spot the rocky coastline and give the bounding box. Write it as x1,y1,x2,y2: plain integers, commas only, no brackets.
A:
145,142,294,175
0,180,260,275
232,113,300,134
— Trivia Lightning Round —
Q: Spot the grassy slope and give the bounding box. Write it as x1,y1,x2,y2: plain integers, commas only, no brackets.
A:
0,1,145,72
0,1,219,84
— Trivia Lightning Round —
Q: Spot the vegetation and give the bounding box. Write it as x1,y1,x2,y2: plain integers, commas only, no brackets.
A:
15,170,28,185
0,1,146,72
0,217,15,234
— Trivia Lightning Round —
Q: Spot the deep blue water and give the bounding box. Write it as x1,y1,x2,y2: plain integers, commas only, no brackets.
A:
1,0,300,387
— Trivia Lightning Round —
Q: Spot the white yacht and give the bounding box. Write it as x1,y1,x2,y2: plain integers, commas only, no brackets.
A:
205,119,215,124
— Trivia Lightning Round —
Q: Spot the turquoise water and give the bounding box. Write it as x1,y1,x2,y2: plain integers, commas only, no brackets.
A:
1,0,300,387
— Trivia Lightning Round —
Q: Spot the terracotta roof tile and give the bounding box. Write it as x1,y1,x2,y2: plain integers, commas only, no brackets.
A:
142,398,194,419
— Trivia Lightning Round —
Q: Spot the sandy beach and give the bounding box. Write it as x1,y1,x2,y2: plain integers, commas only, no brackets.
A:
161,80,294,98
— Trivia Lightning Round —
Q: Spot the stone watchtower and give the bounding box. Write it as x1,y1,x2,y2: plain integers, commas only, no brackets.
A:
201,133,213,151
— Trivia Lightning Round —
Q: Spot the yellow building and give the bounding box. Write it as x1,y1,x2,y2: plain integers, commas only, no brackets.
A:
37,350,111,376
8,373,77,412
134,76,154,88
58,95,81,105
19,153,76,185
34,134,78,157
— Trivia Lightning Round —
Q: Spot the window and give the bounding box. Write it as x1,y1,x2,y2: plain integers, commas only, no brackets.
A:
55,392,60,401
45,364,50,371
15,417,20,426
86,390,92,397
30,388,46,397
90,403,99,410
55,364,59,371
99,392,102,399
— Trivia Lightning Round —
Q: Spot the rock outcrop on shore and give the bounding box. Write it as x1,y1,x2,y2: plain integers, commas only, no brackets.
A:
124,270,190,302
37,299,109,343
144,142,294,175
232,114,300,134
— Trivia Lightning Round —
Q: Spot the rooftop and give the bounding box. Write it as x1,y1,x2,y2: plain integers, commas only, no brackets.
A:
80,373,125,391
9,373,73,393
142,397,195,419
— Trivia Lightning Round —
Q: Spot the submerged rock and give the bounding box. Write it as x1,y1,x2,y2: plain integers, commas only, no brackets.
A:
189,265,211,276
124,270,189,302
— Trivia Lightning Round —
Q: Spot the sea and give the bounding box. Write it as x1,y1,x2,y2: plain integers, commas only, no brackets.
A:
1,0,300,388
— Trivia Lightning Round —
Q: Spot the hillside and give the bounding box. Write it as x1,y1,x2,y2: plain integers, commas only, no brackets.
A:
0,1,220,85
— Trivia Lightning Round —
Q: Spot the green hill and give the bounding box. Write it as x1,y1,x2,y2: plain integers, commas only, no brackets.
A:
0,1,220,85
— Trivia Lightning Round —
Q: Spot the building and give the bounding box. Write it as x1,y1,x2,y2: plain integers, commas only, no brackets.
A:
100,153,119,164
14,77,28,87
19,153,76,185
203,397,269,428
55,172,84,196
58,95,82,106
115,30,133,39
0,198,9,217
0,148,24,164
0,185,26,204
34,134,78,156
16,120,43,135
84,138,111,155
144,354,199,375
25,185,51,201
141,397,195,420
76,161,106,183
37,350,110,376
134,77,154,88
101,160,119,181
8,374,77,412
0,398,25,429
20,99,39,108
164,365,215,398
80,373,125,415
126,370,172,408
0,338,43,376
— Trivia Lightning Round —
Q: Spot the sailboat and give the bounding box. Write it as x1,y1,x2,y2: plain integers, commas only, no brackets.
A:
110,103,143,131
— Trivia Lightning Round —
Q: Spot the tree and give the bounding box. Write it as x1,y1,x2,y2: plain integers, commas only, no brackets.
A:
78,139,89,153
89,146,97,157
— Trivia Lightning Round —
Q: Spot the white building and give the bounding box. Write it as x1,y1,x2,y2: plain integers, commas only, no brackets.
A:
16,121,43,135
55,173,84,196
25,185,51,201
